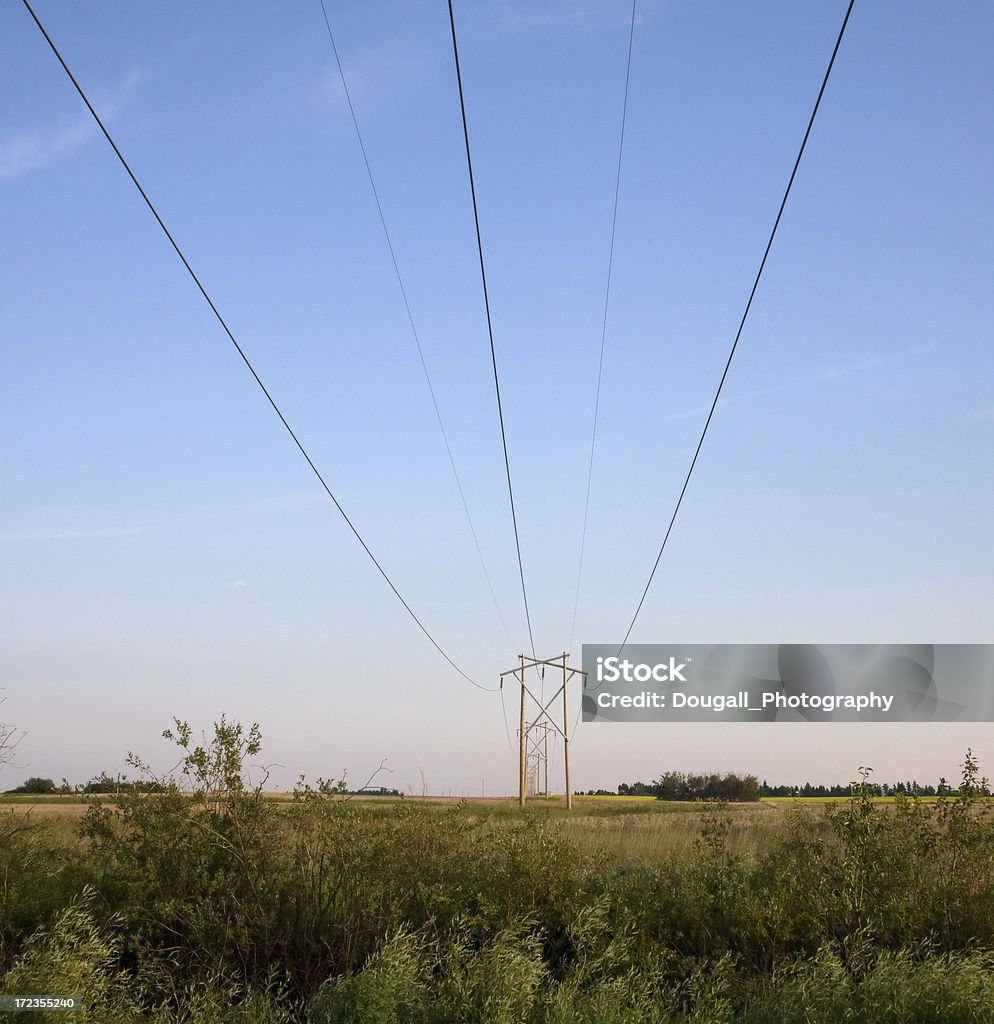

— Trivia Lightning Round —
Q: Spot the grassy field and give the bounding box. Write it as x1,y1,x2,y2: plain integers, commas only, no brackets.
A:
5,731,994,1023
0,791,929,868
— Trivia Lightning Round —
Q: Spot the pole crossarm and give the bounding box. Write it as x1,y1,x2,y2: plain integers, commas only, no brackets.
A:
501,655,587,676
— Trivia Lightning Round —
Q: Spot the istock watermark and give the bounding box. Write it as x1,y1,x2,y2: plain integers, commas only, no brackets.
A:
581,645,994,723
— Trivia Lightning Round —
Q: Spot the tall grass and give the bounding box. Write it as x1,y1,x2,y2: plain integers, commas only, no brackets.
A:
4,722,994,1022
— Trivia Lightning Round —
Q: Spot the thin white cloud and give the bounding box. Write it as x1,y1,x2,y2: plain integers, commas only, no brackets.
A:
318,42,429,120
0,527,142,542
0,110,95,180
181,492,327,523
666,384,785,421
0,71,140,181
666,346,921,421
496,1,639,30
818,354,887,381
254,492,328,512
817,343,933,383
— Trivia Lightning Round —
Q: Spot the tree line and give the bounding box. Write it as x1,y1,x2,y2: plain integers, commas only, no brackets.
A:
8,773,988,801
4,773,165,795
579,772,988,802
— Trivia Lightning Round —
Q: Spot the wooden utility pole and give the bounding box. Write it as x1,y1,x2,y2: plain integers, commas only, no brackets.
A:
563,653,572,811
500,653,586,810
518,654,526,807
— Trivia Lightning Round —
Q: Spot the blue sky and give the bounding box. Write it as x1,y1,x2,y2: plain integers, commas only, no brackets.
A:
2,1,993,795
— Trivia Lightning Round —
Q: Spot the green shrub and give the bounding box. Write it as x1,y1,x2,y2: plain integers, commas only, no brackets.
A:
0,811,92,977
2,888,139,1023
738,946,994,1024
308,929,426,1024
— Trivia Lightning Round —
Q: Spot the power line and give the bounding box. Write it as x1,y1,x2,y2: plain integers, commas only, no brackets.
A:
447,0,539,663
317,0,515,651
21,0,496,694
499,681,514,751
619,0,856,651
569,0,637,655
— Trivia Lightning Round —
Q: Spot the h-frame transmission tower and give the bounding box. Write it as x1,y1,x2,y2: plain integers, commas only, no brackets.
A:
525,719,552,797
500,653,587,809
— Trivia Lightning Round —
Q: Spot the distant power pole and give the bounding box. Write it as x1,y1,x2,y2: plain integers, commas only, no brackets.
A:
526,720,551,797
500,653,586,810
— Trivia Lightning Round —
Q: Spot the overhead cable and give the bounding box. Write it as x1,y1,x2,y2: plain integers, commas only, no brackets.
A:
22,0,495,693
619,0,856,651
569,0,638,655
447,0,540,664
318,0,516,650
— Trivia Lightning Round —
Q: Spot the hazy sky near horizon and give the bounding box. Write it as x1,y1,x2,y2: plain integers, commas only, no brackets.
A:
2,1,993,796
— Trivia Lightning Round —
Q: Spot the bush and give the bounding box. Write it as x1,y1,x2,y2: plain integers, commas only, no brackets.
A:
2,889,139,1023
